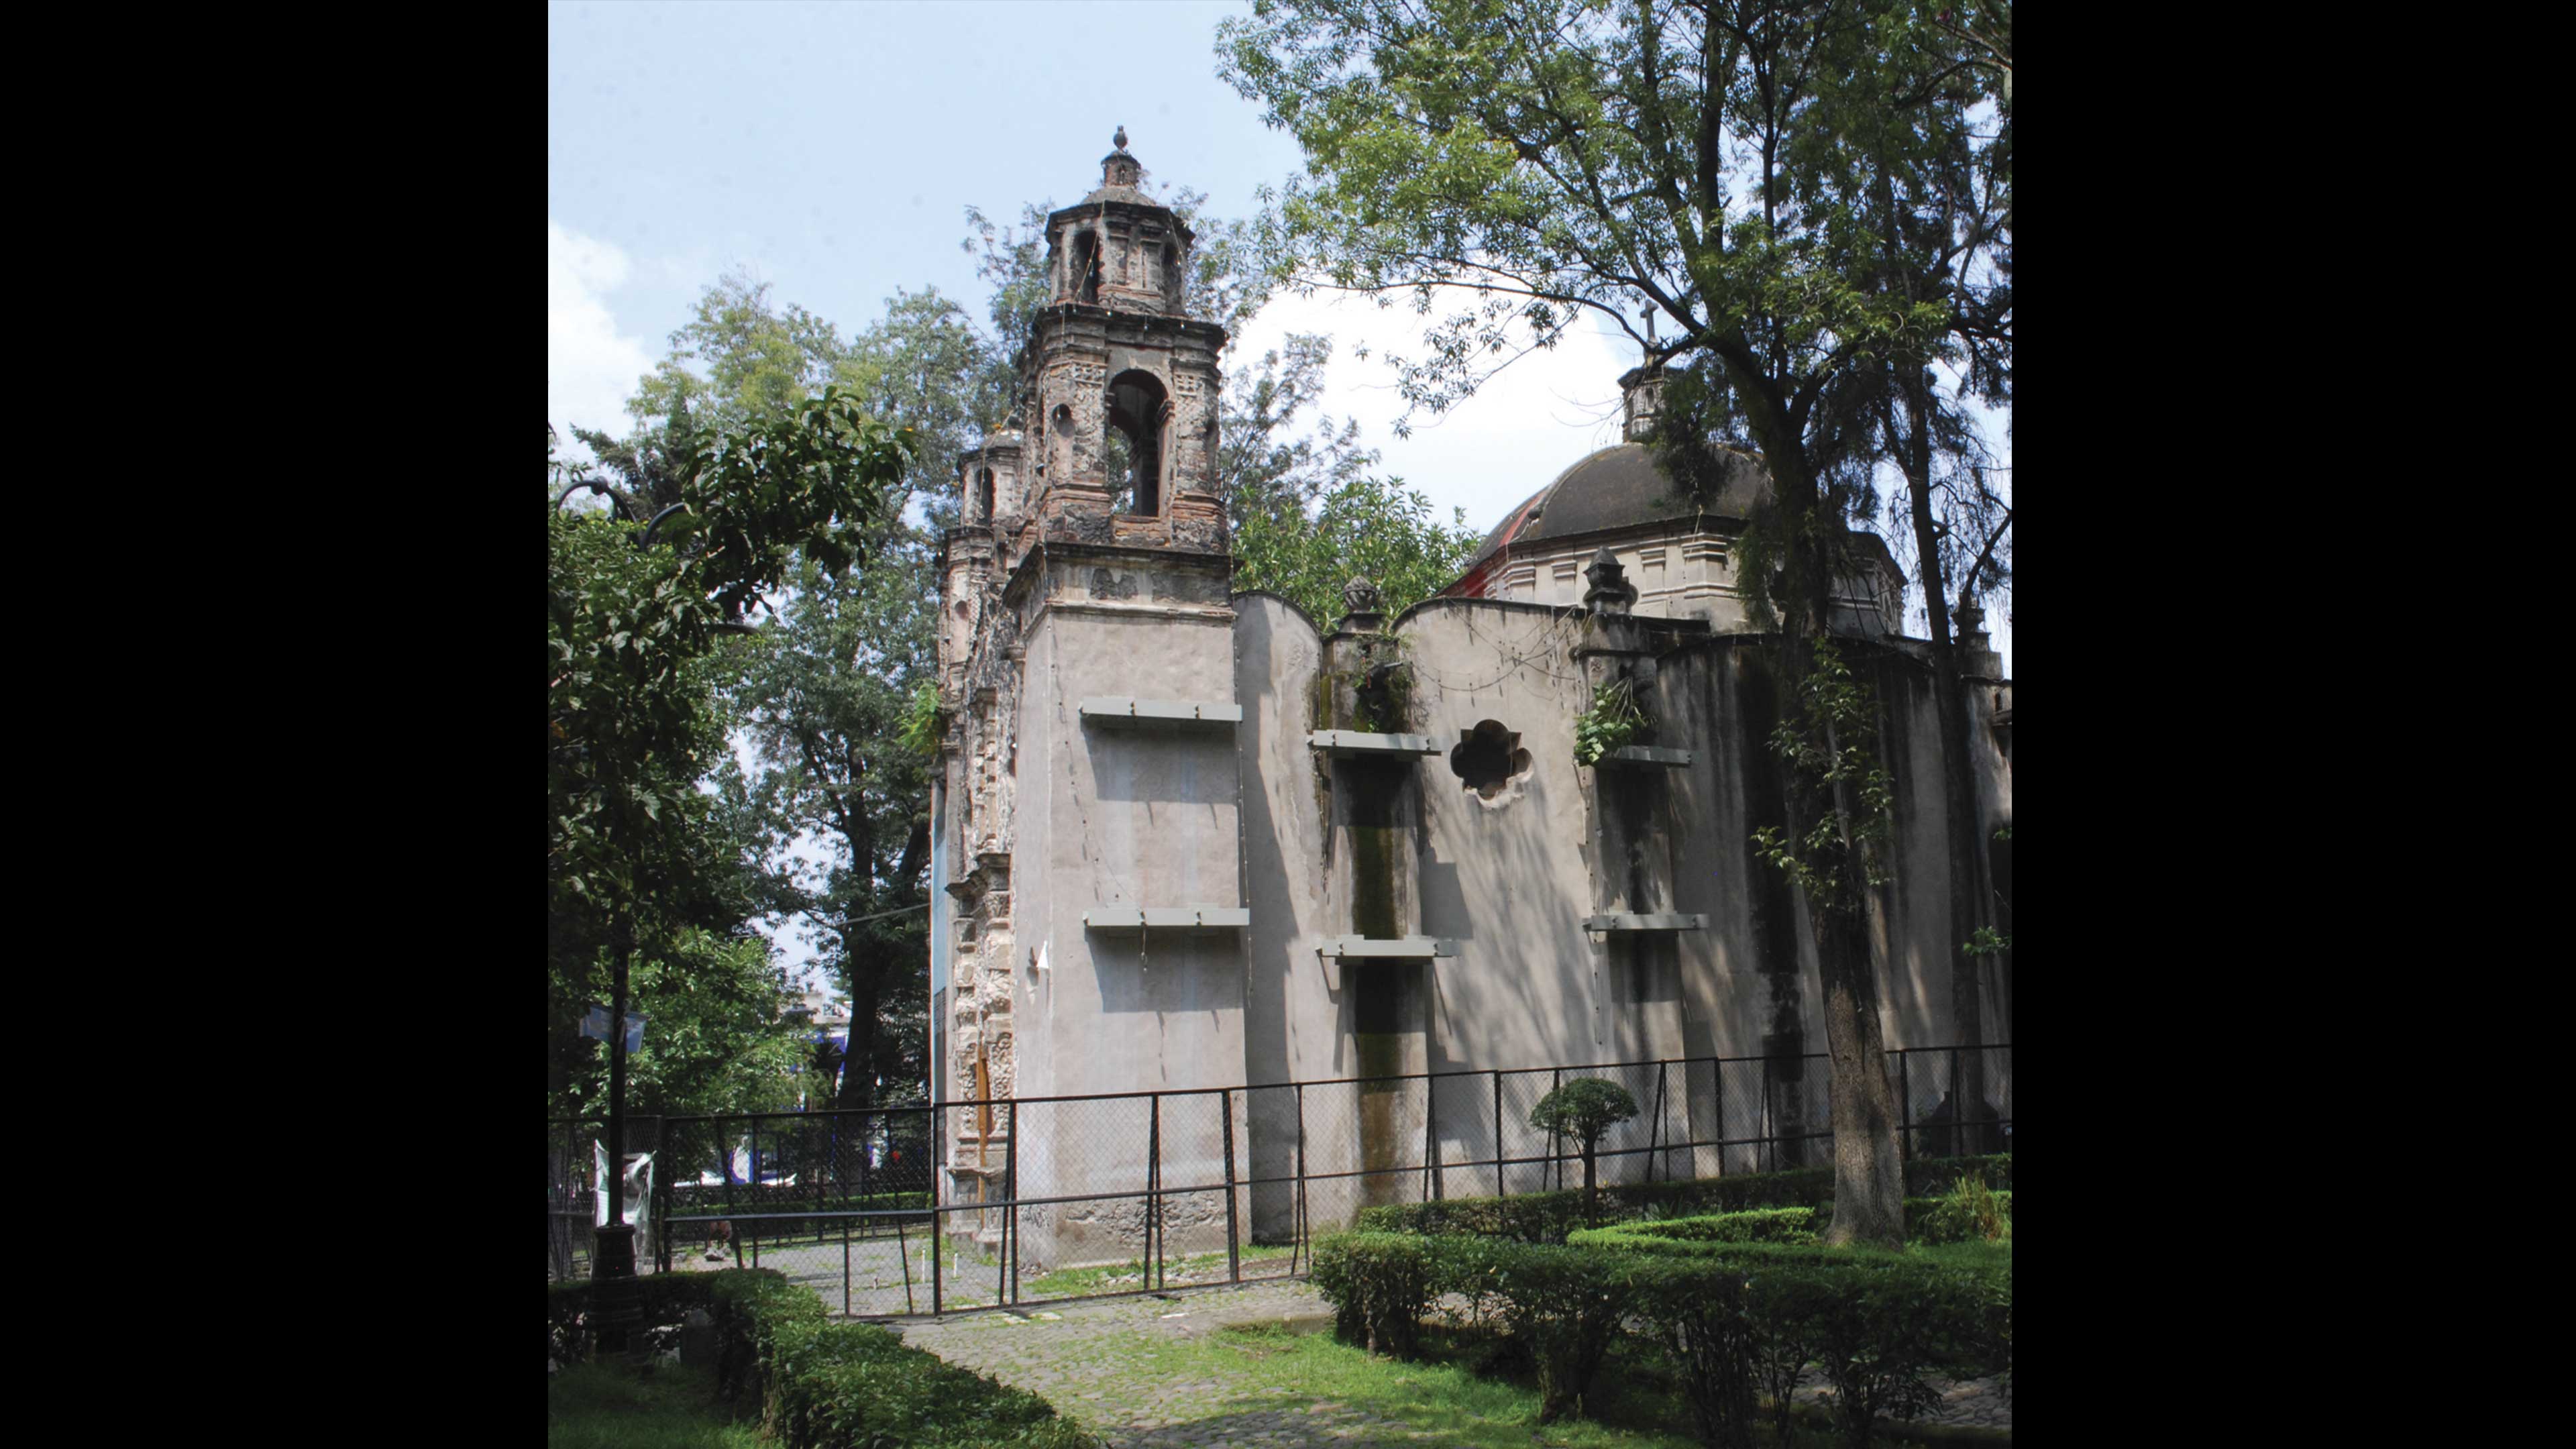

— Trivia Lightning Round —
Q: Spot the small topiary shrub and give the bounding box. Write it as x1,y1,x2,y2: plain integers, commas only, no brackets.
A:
1527,1079,1640,1226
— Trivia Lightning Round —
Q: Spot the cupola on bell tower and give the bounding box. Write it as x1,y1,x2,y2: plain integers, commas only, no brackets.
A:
1017,130,1230,553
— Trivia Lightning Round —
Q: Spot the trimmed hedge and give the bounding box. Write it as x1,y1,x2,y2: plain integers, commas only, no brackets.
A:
1571,1190,2012,1255
547,1271,722,1363
1577,1206,1823,1246
1352,1155,2010,1243
693,1270,1102,1448
547,1269,1099,1446
1313,1193,2012,1444
1309,1232,1438,1358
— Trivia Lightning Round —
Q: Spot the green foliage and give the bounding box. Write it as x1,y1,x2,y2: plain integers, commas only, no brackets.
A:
1528,1078,1640,1225
700,1269,1100,1448
1578,1208,1821,1247
548,392,912,1120
548,1356,767,1449
1747,639,1896,913
1311,1232,1440,1358
1571,679,1650,767
547,1269,724,1365
1312,1224,2006,1438
1584,1194,2010,1253
548,388,910,918
1442,1237,1654,1424
1352,1154,2010,1242
898,678,944,760
553,930,810,1121
1921,1174,2011,1245
1963,925,2012,957
1527,1079,1640,1147
1232,474,1483,627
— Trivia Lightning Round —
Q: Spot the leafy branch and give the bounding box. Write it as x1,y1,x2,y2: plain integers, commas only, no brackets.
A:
1572,677,1651,766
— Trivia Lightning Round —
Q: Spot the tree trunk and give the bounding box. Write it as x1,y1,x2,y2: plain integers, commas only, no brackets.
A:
1811,890,1905,1246
1766,427,1907,1248
1889,369,1992,1153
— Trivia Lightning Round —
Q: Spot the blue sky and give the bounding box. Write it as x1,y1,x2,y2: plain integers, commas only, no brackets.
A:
551,1,2013,987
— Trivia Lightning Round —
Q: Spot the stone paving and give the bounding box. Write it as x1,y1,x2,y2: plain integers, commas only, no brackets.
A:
888,1279,2011,1446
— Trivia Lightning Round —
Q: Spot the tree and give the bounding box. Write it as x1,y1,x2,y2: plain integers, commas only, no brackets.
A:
1529,1077,1639,1226
547,393,912,1137
1232,473,1483,625
1222,0,2013,1244
731,552,939,1114
606,275,975,1118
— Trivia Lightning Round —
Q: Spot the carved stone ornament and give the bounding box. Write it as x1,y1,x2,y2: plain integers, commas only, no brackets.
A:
1342,575,1383,616
1582,547,1638,615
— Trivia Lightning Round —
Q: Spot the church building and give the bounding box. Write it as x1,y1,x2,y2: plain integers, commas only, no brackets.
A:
926,138,2012,1270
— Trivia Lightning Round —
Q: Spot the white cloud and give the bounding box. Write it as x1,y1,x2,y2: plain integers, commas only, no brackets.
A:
1228,289,1636,535
549,221,653,459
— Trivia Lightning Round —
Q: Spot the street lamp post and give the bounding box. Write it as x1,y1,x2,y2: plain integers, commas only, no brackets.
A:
592,922,643,1354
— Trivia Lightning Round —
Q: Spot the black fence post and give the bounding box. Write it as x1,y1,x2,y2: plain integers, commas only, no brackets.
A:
1007,1099,1020,1306
1713,1055,1725,1177
1648,1061,1667,1185
1222,1088,1240,1284
1292,1082,1309,1276
1423,1075,1439,1203
931,1105,943,1316
653,1120,669,1272
1147,1093,1163,1292
1493,1071,1505,1199
1551,1068,1564,1193
1899,1051,1913,1163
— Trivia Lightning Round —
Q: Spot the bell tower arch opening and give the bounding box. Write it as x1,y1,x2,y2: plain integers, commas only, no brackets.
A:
1104,369,1167,517
1069,231,1101,305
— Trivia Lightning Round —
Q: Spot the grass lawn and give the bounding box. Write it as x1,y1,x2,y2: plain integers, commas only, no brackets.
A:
1038,1316,1939,1449
547,1358,761,1449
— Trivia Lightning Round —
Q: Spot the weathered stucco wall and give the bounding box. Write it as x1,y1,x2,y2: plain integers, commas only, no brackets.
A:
1010,552,1249,1267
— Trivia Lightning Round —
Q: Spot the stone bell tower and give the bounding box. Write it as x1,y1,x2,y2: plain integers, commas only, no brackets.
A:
1017,131,1230,554
934,133,1250,1267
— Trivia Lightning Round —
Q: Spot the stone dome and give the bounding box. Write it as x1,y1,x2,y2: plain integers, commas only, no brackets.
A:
1465,440,1772,572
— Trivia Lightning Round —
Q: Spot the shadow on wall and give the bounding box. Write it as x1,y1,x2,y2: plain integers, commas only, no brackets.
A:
1087,934,1240,1020
1081,729,1236,806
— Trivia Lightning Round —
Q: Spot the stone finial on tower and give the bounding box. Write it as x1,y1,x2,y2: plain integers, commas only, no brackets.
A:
1618,362,1668,443
1954,602,2004,680
1102,129,1142,191
1336,574,1385,633
1582,547,1637,615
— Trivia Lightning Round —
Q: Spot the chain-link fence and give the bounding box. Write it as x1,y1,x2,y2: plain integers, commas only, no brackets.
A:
557,1042,2010,1316
548,1116,671,1282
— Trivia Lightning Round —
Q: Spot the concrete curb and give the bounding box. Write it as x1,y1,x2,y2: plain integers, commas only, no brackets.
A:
1761,1393,2012,1444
